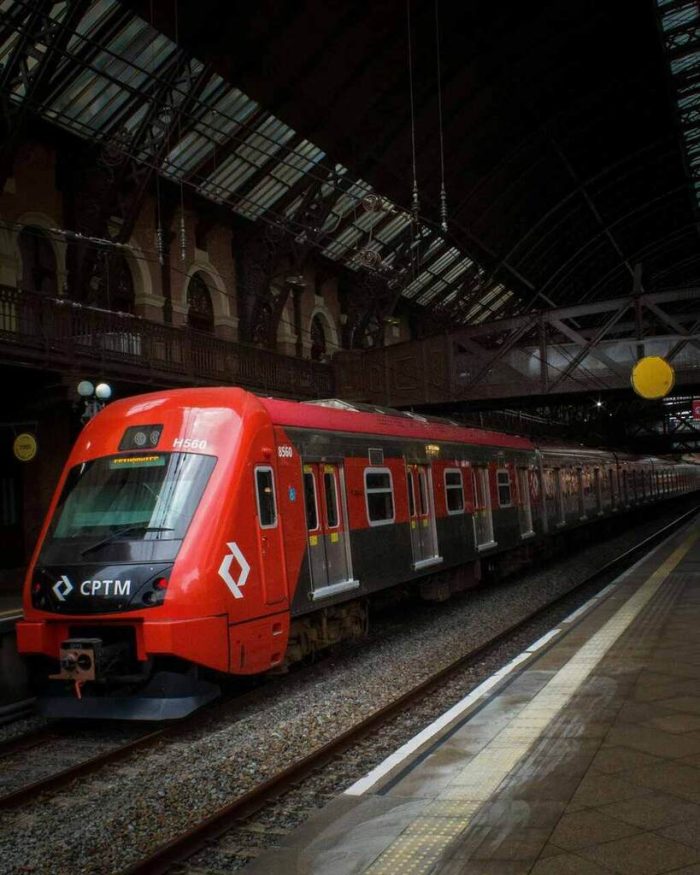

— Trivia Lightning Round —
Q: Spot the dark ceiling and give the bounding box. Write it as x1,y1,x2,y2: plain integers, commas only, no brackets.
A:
136,0,697,314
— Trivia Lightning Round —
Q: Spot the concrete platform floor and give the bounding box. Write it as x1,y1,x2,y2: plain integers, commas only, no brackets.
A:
0,592,22,627
244,515,700,874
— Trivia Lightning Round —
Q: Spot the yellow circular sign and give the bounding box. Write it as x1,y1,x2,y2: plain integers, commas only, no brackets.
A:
13,432,37,462
631,356,675,400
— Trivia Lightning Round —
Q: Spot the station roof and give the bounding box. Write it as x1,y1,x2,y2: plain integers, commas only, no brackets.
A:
2,0,698,330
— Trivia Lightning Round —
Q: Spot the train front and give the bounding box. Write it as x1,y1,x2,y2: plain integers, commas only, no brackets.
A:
16,387,260,719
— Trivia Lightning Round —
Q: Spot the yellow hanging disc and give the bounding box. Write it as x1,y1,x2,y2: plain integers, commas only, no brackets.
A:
630,356,675,399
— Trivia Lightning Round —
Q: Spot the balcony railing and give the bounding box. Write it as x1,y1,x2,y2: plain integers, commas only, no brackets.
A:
0,285,333,398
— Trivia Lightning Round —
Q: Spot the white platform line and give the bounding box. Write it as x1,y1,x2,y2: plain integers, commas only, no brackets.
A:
526,628,561,652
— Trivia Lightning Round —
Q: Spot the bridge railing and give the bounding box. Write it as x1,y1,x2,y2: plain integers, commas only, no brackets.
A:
0,285,333,398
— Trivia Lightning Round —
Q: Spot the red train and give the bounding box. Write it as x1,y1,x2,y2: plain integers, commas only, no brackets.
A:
16,387,700,718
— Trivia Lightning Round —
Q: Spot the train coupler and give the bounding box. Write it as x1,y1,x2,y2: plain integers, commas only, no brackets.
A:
50,638,102,684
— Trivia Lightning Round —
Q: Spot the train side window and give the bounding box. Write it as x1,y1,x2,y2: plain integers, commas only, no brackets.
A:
303,468,318,531
323,469,339,528
444,469,464,514
255,466,277,528
364,468,395,526
497,468,512,507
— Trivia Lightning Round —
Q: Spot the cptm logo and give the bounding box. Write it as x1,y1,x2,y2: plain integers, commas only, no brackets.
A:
52,575,74,602
218,542,250,599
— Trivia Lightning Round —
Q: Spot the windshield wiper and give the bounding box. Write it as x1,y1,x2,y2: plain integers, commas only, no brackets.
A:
80,525,174,557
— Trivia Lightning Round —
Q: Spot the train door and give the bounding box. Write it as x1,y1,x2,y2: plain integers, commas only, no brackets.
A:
472,465,494,547
253,465,287,605
303,462,354,595
406,463,439,566
517,467,534,536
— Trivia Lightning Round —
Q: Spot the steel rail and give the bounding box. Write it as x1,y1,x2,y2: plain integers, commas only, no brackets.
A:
120,503,700,875
0,696,36,728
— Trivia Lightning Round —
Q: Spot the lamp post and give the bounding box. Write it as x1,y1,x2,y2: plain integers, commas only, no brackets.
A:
77,380,112,423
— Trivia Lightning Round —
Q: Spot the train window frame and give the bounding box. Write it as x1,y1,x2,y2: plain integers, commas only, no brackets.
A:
496,468,512,507
472,466,489,510
444,468,464,514
406,471,416,517
303,466,319,532
254,465,278,529
364,467,395,527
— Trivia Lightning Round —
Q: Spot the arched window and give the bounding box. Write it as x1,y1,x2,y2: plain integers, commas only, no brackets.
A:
310,313,327,361
18,226,57,295
108,252,135,313
64,244,134,312
187,272,214,333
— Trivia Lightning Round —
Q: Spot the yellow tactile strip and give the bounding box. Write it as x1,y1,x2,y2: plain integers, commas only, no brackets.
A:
365,532,698,874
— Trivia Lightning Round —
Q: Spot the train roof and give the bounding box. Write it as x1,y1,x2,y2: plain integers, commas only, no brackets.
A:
259,396,534,450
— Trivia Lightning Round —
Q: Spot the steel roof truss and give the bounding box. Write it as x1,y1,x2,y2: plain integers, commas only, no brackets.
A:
548,310,630,387
0,0,91,189
455,317,537,394
642,298,700,357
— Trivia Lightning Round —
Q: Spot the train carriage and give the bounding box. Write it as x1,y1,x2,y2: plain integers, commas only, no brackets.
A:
15,387,700,719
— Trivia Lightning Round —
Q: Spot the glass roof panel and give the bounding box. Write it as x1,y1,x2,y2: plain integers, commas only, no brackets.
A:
671,51,700,75
237,179,288,219
69,0,118,44
374,212,412,244
323,226,363,259
661,3,698,33
416,279,448,305
442,256,473,285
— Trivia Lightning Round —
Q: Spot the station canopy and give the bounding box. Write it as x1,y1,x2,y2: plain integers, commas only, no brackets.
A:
1,0,699,330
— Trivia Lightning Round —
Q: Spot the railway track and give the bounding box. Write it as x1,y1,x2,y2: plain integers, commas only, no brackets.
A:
0,725,167,809
120,503,700,875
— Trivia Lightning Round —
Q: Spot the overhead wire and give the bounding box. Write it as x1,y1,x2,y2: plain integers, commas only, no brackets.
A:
434,0,448,233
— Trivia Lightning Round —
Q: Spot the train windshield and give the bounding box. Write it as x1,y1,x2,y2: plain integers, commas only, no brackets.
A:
40,452,215,560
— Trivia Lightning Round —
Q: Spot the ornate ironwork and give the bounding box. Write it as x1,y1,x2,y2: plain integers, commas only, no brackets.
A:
68,53,213,307
0,0,91,191
237,165,346,349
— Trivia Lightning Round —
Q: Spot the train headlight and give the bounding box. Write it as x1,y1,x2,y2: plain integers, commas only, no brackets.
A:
119,424,163,451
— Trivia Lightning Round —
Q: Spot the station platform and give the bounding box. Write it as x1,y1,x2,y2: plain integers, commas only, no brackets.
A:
245,513,700,875
0,588,23,631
